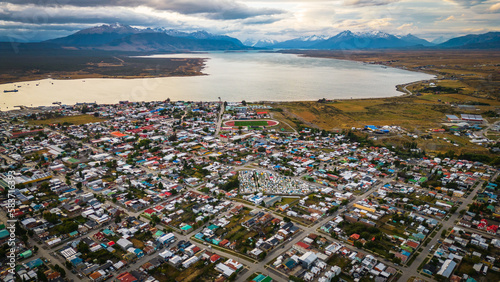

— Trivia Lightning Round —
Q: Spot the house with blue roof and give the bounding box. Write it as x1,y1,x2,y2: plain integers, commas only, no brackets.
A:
24,258,43,270
133,248,144,258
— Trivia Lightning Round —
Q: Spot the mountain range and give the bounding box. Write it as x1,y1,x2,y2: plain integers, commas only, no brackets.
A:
4,23,499,52
44,23,247,52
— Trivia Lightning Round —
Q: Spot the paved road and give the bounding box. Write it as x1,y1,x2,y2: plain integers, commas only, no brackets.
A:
214,101,224,138
233,178,402,281
0,210,82,281
398,174,495,282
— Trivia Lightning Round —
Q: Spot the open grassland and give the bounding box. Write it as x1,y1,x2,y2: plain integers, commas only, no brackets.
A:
271,93,500,155
275,95,500,131
268,110,297,132
27,114,106,125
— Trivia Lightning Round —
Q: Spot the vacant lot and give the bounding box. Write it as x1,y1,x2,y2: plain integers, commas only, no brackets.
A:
276,93,500,129
28,114,106,125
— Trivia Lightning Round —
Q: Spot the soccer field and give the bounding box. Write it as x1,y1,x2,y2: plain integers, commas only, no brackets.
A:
234,120,269,126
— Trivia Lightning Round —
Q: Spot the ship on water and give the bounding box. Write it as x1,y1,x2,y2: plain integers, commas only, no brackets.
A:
3,89,18,93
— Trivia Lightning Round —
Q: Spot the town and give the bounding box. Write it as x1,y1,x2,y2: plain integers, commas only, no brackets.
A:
0,100,498,282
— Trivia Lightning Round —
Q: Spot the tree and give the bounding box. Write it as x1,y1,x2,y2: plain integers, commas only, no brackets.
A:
441,229,447,238
283,217,291,223
288,276,305,282
43,212,59,224
77,241,90,254
353,241,363,249
258,251,267,260
37,268,48,282
53,264,66,277
151,214,161,225
241,100,247,106
449,206,458,214
168,133,178,142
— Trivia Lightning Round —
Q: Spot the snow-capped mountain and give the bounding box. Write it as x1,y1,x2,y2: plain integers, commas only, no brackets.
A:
271,35,328,48
43,23,246,51
154,29,243,45
243,39,279,47
45,23,147,46
312,30,432,49
431,36,449,44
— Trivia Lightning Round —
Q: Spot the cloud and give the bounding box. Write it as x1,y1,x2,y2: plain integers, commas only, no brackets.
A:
444,15,455,21
333,17,394,31
1,0,284,20
344,0,400,6
444,0,488,8
0,7,159,26
489,3,500,12
241,15,284,25
461,27,486,33
397,23,412,30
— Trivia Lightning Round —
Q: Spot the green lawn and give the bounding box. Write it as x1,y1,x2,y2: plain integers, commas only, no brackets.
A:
234,120,269,126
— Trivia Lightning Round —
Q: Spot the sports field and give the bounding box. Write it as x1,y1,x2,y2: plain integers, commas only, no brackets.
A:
234,120,269,126
224,120,279,127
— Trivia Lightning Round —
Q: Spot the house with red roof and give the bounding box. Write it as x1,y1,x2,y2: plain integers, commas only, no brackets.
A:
116,272,138,282
210,254,221,263
350,234,360,240
219,239,229,247
143,208,156,216
405,240,419,249
487,225,498,235
478,219,488,230
153,205,164,212
293,242,311,253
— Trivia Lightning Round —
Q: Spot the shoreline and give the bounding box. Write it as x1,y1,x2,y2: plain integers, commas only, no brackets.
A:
283,51,438,97
9,50,496,112
0,56,208,86
0,72,208,86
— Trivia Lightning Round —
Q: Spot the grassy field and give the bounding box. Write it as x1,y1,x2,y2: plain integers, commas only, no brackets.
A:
269,110,297,132
234,120,269,126
27,114,106,125
270,93,499,155
276,97,456,130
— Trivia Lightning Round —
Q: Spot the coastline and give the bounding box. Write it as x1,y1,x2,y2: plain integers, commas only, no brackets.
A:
0,56,208,86
10,50,495,112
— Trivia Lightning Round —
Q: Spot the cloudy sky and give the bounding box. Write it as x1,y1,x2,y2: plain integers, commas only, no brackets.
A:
1,0,499,42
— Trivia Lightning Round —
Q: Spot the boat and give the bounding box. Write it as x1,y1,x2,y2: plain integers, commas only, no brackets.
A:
3,89,18,93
